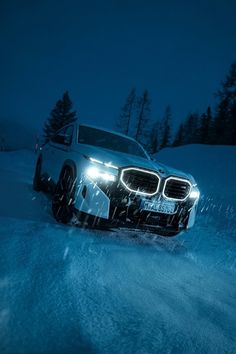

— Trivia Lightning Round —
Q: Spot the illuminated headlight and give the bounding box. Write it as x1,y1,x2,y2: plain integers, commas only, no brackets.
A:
189,188,200,199
89,157,118,170
86,166,116,182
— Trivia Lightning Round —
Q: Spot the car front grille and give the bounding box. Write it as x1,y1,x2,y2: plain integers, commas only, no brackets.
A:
120,168,160,195
163,177,191,200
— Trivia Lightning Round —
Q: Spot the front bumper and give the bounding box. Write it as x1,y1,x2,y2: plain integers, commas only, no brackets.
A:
74,176,198,234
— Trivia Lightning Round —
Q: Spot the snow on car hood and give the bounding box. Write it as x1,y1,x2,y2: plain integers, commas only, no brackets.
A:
76,144,195,183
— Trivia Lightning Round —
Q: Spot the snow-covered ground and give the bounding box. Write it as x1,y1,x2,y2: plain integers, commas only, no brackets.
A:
0,146,235,354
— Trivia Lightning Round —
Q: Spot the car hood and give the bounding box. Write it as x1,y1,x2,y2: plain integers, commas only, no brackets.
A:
75,144,195,183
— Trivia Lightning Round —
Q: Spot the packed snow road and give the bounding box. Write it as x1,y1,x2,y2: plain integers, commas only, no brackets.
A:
0,147,235,354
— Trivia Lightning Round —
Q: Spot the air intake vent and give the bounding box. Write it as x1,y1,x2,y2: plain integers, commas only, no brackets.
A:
163,177,191,201
121,168,160,196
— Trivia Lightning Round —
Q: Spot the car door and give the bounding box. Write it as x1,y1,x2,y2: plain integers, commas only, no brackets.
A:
42,125,74,183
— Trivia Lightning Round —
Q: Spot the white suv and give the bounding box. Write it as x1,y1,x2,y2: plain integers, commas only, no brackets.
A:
33,123,200,236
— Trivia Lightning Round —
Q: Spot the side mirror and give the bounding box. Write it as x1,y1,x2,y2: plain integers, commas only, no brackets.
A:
64,134,72,146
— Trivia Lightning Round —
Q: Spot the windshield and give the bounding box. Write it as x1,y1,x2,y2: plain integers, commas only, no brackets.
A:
78,125,148,158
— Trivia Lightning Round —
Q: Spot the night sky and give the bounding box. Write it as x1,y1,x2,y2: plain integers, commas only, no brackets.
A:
1,0,236,134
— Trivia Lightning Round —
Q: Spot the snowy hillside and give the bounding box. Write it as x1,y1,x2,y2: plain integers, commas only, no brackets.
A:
157,144,236,204
157,144,236,234
0,146,235,354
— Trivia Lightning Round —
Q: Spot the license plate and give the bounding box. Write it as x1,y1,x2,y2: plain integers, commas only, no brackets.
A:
142,200,176,214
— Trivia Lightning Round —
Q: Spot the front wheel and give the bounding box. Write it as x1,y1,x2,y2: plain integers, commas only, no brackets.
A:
52,168,76,224
33,157,43,191
154,229,181,237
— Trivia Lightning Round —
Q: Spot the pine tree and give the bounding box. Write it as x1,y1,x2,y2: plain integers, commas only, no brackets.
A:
199,106,213,144
160,105,172,149
149,119,161,154
116,88,136,135
43,91,77,142
135,90,152,148
206,106,213,143
214,61,236,145
173,123,184,147
182,112,200,144
199,113,207,143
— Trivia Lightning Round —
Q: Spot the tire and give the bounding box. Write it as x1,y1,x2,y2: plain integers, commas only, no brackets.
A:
33,157,42,191
154,229,180,237
52,167,76,224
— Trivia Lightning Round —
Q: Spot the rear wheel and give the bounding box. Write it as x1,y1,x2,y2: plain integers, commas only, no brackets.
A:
52,167,76,224
33,157,42,191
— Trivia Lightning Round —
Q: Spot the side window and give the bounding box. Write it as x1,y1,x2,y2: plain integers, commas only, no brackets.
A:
51,126,73,146
51,128,66,145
